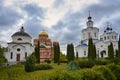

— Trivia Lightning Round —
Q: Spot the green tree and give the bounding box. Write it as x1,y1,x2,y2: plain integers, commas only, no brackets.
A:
53,43,60,65
88,38,95,60
0,47,7,66
108,42,114,59
35,41,40,63
93,45,96,59
118,35,120,57
25,55,36,72
66,43,75,63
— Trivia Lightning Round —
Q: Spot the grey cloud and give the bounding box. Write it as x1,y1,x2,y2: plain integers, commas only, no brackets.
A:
0,5,22,29
23,4,45,19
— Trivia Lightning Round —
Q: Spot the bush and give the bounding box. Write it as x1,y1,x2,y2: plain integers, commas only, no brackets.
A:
44,60,51,64
48,71,77,80
67,61,80,70
95,59,110,65
48,69,105,80
107,63,120,80
24,55,36,72
93,66,116,80
35,64,53,70
80,69,105,80
78,60,95,68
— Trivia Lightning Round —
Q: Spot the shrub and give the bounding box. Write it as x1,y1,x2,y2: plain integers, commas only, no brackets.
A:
67,61,80,70
93,66,116,80
78,60,95,68
24,55,36,72
47,71,78,80
35,64,53,70
95,59,110,65
80,69,105,80
107,63,120,80
44,60,51,64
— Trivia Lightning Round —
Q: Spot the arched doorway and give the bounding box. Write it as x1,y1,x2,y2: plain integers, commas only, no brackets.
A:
100,50,106,58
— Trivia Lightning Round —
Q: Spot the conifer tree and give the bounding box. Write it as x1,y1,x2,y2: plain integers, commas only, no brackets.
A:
93,45,96,59
88,38,93,60
108,42,114,59
53,42,60,64
118,35,120,57
35,41,40,63
66,43,75,63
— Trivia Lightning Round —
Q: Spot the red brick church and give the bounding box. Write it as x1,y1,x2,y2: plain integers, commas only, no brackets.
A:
34,30,54,61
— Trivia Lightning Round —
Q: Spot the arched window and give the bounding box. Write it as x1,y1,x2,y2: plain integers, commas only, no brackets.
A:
10,52,13,59
17,48,20,51
17,38,22,41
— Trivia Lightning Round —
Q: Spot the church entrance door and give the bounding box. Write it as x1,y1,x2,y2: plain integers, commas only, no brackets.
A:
16,54,20,61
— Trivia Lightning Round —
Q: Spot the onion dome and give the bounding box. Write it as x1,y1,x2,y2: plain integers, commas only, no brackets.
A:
12,26,31,38
106,27,110,30
104,30,106,33
39,30,48,37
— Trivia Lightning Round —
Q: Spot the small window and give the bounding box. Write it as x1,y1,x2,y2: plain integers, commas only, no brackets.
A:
25,52,27,58
17,48,20,51
94,33,96,37
114,36,116,39
101,45,103,47
88,33,90,38
84,51,86,55
104,36,106,40
11,52,13,59
17,38,22,41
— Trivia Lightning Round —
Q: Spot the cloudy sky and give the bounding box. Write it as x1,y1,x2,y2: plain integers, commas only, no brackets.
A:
0,0,120,52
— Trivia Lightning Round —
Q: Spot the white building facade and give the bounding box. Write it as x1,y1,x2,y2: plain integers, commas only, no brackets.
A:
76,15,118,58
4,27,34,64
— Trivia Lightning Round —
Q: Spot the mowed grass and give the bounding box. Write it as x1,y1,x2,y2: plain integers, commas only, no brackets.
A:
0,63,67,80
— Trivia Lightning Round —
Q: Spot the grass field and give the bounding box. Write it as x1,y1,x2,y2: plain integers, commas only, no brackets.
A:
0,63,67,80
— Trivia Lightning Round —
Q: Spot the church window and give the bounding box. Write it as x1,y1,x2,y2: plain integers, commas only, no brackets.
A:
25,52,27,58
10,52,13,59
114,36,116,39
101,45,103,47
17,48,20,52
84,51,86,55
104,36,106,40
88,33,90,38
94,33,96,37
17,38,22,41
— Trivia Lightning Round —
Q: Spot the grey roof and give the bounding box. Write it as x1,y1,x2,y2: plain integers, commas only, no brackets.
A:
12,31,32,38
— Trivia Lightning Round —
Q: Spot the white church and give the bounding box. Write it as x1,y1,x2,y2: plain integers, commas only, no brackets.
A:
76,14,118,58
4,27,34,64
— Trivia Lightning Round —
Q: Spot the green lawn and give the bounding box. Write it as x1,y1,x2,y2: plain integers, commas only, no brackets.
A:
0,63,67,80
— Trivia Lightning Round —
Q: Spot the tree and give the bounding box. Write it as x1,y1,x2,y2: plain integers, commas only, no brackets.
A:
25,55,36,72
108,42,114,59
53,42,60,65
93,45,96,59
118,35,120,57
88,38,94,60
35,41,40,63
0,47,7,66
66,43,75,63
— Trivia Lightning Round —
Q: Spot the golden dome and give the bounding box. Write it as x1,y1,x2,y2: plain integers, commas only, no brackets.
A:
39,30,48,36
53,40,59,43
